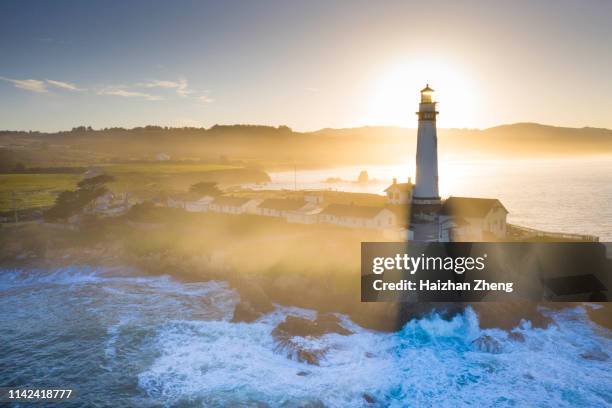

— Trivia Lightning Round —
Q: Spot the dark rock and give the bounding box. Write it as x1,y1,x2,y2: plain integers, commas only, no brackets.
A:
580,348,609,362
231,282,275,323
508,331,525,342
272,314,352,339
296,348,327,366
471,335,502,354
272,314,351,365
231,301,262,323
296,371,310,376
273,336,327,366
363,393,376,404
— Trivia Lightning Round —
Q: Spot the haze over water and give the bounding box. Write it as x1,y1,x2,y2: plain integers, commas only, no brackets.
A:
259,156,612,241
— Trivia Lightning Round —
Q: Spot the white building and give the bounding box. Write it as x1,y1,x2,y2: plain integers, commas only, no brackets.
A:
384,178,413,205
255,198,309,218
185,196,215,212
438,197,508,241
167,192,197,209
286,207,322,224
413,85,441,204
319,203,396,230
85,191,130,217
209,196,260,215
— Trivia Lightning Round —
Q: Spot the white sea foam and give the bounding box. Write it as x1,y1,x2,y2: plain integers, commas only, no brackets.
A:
138,305,612,407
0,265,107,288
1,267,610,407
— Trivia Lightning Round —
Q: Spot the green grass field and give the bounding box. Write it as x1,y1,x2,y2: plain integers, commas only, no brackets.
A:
102,163,239,175
0,163,257,212
100,163,247,194
0,174,80,212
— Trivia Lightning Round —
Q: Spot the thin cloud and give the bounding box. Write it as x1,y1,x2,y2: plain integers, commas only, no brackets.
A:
141,78,192,97
141,80,180,89
198,95,214,104
0,76,48,93
176,79,192,97
1,76,84,93
98,88,163,101
46,79,83,91
1,75,205,103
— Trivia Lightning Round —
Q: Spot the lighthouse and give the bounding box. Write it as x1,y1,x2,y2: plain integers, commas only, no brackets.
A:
413,84,441,204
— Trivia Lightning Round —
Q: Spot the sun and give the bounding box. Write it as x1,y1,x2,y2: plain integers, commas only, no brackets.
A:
364,58,479,128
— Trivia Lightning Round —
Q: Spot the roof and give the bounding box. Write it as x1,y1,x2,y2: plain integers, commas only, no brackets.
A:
168,192,201,201
421,84,434,93
384,182,413,192
211,196,253,207
320,203,388,219
440,197,508,218
258,198,307,211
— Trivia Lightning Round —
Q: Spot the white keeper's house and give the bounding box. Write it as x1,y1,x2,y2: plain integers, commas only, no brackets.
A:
209,196,260,215
255,198,309,218
438,197,508,241
319,203,396,230
384,177,413,205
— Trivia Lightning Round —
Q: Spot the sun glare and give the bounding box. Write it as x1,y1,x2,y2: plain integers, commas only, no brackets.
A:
364,59,479,128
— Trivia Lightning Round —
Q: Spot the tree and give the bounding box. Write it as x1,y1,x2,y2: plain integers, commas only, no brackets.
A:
189,181,221,196
44,174,115,221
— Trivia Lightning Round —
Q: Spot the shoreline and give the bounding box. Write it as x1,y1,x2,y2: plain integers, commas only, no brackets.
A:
4,248,611,334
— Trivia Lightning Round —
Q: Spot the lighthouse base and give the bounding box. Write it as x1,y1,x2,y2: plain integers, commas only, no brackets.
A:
412,197,442,205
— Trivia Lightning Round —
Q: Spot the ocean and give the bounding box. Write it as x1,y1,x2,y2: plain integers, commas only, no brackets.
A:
0,267,610,407
258,156,612,241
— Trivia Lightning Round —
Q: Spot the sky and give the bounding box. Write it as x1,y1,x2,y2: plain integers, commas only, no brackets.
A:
0,0,611,132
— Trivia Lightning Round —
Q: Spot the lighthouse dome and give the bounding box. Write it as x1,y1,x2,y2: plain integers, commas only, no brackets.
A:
420,84,435,103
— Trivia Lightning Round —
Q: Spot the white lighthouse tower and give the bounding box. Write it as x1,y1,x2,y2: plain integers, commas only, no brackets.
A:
413,84,441,204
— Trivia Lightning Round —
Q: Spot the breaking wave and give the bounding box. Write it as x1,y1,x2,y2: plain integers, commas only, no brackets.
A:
0,267,610,407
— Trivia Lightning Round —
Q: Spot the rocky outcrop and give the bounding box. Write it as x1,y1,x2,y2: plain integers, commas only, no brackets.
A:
231,282,275,323
272,314,352,365
273,314,352,338
471,335,503,354
580,347,609,362
362,393,377,404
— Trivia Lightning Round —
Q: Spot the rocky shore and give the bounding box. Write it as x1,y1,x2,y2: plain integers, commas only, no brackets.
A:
2,223,611,345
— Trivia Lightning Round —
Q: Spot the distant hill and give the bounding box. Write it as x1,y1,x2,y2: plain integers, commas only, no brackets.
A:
0,123,610,169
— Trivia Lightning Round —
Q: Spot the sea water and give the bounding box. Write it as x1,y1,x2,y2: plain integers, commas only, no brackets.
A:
1,267,610,407
258,156,612,241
